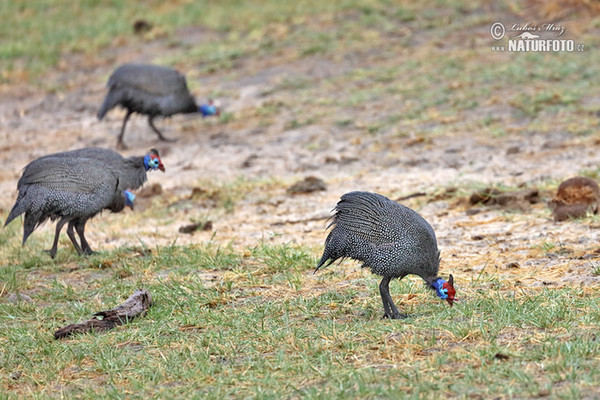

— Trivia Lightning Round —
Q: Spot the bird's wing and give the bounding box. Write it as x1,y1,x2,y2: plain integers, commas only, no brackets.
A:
110,65,189,96
333,192,398,245
333,191,434,246
19,157,118,194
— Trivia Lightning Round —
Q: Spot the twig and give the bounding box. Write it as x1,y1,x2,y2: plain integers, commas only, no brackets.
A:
271,215,330,226
395,192,427,201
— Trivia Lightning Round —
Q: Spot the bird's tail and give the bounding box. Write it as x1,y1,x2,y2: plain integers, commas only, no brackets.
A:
314,250,335,274
5,189,47,245
4,193,28,228
314,228,349,274
97,88,122,120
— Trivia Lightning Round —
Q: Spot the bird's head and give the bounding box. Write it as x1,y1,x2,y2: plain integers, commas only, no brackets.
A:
144,148,165,172
123,190,135,210
431,274,456,306
199,99,220,117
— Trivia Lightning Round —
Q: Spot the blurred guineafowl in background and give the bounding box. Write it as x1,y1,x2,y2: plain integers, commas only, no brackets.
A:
316,191,456,319
98,64,220,148
4,148,165,257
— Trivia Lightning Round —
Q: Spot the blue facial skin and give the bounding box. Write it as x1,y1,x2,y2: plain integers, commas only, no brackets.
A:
199,104,218,117
432,278,448,299
143,155,160,170
124,191,135,207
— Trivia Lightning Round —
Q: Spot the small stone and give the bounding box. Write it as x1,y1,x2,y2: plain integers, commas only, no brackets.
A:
241,154,258,168
8,293,33,304
10,371,22,380
469,188,502,205
550,177,600,221
286,176,327,194
552,203,589,222
179,221,213,234
465,208,482,216
506,146,520,155
522,188,540,204
133,19,152,34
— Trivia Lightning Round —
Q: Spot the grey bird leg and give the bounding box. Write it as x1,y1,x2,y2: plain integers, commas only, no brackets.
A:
117,110,133,149
148,116,177,142
74,220,95,255
45,219,69,258
66,221,83,255
379,277,407,320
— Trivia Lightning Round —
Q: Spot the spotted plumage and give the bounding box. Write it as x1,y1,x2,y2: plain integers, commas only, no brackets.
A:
4,148,164,257
316,191,455,319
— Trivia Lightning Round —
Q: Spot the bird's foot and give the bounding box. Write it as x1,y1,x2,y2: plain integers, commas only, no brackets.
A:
382,312,408,320
82,248,96,256
43,249,57,259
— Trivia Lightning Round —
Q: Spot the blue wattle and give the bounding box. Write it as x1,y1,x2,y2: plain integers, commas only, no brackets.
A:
432,278,448,299
124,190,135,206
199,104,217,117
143,154,150,170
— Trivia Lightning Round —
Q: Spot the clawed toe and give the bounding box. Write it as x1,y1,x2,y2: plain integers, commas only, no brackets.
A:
43,249,57,259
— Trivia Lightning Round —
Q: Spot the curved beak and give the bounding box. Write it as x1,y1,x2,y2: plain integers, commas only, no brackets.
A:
446,298,454,307
158,163,165,172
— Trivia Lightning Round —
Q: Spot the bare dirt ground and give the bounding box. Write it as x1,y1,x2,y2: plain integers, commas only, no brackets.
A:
1,16,599,289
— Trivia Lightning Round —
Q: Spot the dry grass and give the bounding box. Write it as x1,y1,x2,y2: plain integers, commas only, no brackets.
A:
2,0,600,398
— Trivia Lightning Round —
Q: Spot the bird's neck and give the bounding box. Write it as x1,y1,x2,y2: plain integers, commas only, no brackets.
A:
126,156,148,171
425,276,442,289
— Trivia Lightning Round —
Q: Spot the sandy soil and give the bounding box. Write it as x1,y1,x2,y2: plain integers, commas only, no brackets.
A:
1,23,599,288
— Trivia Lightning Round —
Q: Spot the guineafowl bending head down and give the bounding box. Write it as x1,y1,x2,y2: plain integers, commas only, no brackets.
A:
97,63,220,148
4,148,164,258
316,191,456,319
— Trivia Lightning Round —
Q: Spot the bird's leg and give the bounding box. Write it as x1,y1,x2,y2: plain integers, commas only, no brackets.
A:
66,221,83,255
74,220,95,255
148,116,177,142
117,110,133,150
379,277,407,320
379,277,393,318
45,219,68,258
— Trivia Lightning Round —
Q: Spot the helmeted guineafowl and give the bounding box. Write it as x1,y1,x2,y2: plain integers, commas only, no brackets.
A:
5,148,164,257
25,147,164,192
315,191,456,319
97,63,220,148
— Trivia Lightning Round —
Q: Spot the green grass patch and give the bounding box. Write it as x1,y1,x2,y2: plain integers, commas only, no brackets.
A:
2,242,600,398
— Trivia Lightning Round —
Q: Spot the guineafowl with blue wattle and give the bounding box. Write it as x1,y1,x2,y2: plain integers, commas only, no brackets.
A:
316,191,456,319
98,63,220,148
5,148,165,257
